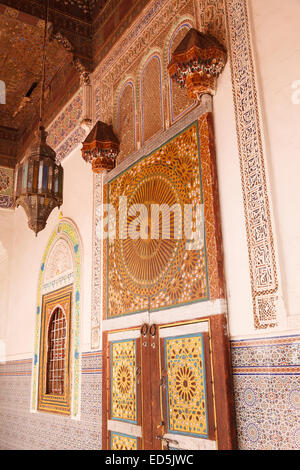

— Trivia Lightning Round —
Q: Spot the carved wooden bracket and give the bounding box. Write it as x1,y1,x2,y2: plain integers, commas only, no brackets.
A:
81,121,119,174
168,28,227,100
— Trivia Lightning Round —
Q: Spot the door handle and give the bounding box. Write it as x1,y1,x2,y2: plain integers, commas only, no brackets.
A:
141,324,148,336
149,324,157,337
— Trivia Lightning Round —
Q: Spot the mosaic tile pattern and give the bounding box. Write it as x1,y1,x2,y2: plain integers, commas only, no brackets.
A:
111,340,137,423
0,166,14,209
0,352,102,450
165,334,208,437
232,335,300,450
115,81,136,163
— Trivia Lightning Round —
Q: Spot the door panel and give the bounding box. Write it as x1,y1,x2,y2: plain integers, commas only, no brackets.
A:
103,315,236,450
110,338,139,423
163,333,210,438
155,322,216,450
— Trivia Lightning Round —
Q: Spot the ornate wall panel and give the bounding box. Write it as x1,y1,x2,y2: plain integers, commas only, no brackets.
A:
115,81,136,163
140,55,164,143
91,173,104,349
0,166,14,209
224,0,280,329
104,120,224,318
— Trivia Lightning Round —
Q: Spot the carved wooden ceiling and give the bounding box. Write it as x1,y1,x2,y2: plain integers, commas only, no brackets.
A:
0,11,70,131
0,0,150,167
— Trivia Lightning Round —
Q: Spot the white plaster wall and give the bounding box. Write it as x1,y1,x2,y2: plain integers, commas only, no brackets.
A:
0,210,14,359
1,145,93,360
248,0,300,324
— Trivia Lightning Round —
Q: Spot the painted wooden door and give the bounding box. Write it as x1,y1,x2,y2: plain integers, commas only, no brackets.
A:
150,320,216,450
103,315,236,450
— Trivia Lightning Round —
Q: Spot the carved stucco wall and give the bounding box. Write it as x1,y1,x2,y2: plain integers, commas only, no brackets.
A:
92,0,284,344
90,0,300,450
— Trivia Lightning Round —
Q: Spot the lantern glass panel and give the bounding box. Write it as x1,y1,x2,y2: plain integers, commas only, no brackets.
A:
48,166,53,191
28,162,33,190
33,161,39,192
38,161,43,190
54,174,58,194
23,162,28,190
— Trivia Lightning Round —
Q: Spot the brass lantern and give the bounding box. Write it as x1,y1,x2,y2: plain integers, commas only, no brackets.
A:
13,0,63,236
14,126,63,235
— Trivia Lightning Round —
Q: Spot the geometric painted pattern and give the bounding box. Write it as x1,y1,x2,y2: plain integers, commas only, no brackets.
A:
106,123,209,317
164,334,208,437
111,432,138,450
111,340,137,423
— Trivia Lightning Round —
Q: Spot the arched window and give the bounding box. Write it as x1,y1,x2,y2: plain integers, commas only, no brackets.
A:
37,284,73,415
33,219,82,417
46,308,66,395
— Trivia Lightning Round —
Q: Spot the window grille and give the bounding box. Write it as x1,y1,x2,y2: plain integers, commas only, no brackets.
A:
46,308,66,395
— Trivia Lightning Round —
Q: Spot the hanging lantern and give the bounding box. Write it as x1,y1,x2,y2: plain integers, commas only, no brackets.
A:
81,121,119,174
168,28,227,100
13,0,63,236
14,126,63,235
